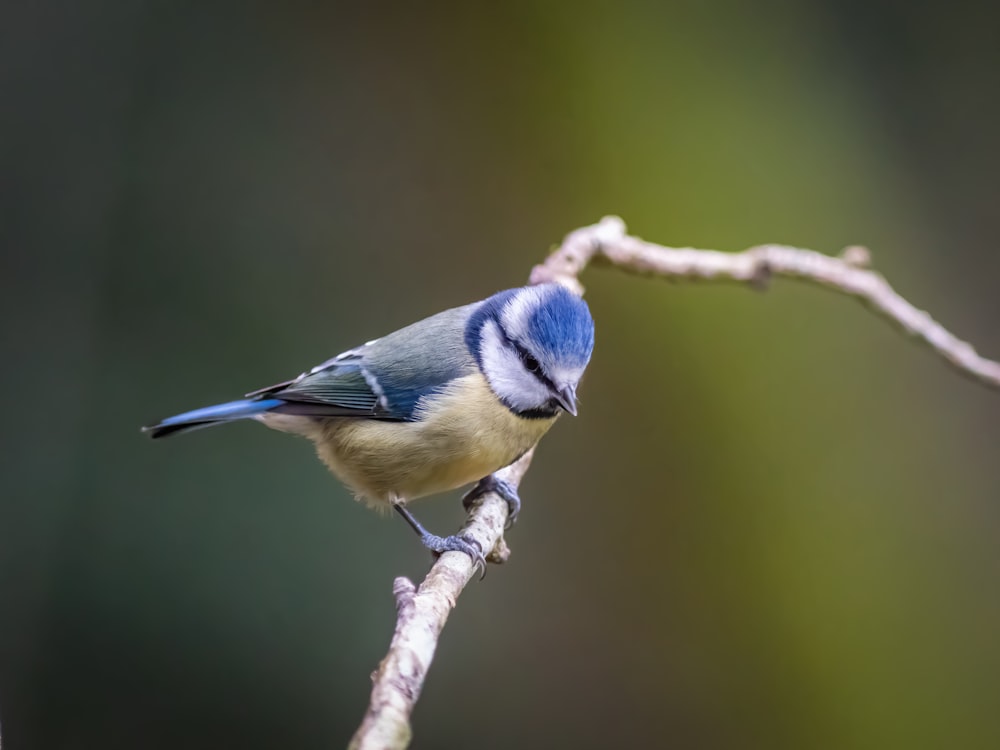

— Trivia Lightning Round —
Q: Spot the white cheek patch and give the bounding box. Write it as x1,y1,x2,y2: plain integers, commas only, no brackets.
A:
479,320,552,412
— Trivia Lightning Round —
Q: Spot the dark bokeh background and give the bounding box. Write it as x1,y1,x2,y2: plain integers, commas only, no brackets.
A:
3,2,1000,748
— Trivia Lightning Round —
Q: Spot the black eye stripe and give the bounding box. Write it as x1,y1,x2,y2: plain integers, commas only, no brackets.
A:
485,314,561,392
480,316,563,419
509,338,558,390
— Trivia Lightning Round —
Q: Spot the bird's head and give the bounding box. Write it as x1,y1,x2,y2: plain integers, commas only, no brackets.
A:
469,284,595,418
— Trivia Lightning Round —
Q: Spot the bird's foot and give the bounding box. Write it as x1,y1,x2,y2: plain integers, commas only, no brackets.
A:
463,474,521,528
393,504,487,579
420,532,487,579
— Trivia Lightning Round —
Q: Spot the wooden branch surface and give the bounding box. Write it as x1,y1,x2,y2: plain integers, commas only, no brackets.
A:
351,216,1000,749
532,216,1000,388
348,451,532,750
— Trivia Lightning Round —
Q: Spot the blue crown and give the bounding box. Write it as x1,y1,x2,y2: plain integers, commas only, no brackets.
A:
525,285,594,367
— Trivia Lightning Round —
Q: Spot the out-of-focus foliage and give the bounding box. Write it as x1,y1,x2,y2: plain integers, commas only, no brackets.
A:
2,2,999,748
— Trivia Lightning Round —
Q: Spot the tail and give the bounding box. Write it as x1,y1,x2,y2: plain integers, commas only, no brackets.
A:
142,398,284,439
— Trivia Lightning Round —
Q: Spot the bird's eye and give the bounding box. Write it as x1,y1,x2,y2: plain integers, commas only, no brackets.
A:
522,353,541,373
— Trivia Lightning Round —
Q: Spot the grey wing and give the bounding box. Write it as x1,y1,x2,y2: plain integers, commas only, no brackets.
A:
245,346,396,419
359,302,481,419
247,300,482,422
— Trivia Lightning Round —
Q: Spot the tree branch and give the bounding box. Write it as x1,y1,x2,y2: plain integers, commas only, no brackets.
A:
348,450,532,750
531,216,1000,388
351,216,1000,749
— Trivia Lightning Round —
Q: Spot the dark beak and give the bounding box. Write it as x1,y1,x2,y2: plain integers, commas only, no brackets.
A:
553,385,578,416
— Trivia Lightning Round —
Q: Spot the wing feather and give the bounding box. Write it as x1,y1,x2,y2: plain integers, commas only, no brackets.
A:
245,300,482,422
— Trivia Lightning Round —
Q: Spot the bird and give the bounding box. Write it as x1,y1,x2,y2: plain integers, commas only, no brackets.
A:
143,283,595,573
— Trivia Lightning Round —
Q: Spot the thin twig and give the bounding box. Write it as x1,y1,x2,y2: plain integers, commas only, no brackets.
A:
348,450,532,750
352,216,1000,749
531,215,1000,388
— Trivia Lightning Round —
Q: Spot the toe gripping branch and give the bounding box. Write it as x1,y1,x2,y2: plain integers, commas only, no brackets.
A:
463,474,521,528
392,473,522,580
393,504,487,579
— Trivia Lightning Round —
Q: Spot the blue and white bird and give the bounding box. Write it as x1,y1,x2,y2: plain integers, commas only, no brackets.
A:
144,283,595,571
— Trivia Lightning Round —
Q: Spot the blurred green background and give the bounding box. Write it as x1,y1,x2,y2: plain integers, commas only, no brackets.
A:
3,2,1000,748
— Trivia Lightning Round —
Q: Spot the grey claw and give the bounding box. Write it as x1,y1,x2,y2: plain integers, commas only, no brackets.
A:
463,475,521,528
422,533,487,579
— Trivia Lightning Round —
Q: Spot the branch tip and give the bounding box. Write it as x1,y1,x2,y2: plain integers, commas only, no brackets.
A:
392,577,416,612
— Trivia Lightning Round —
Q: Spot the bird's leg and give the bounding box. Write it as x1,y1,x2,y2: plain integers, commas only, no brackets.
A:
392,503,486,578
463,473,521,528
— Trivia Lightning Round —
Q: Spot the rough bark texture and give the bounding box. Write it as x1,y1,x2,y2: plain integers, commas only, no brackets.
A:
348,453,526,750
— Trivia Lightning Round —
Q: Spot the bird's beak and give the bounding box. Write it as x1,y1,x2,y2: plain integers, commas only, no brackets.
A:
553,385,578,416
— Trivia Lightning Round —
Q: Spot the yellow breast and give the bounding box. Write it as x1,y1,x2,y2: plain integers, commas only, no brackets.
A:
311,373,557,507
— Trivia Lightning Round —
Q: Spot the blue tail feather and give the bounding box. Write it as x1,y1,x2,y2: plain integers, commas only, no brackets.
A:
143,398,284,439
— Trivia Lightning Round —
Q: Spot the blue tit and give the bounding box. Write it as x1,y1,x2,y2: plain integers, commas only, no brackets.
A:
144,283,595,570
